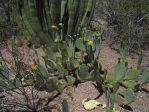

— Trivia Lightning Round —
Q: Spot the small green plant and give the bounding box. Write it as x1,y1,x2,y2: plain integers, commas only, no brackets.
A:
101,62,149,112
92,45,149,112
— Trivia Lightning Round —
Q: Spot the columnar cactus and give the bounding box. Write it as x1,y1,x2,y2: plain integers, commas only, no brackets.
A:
12,0,96,46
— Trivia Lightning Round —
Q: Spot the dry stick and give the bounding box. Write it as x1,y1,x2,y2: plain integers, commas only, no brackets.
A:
11,44,35,110
45,92,61,106
4,91,32,110
13,61,33,109
0,31,34,111
5,102,32,111
137,13,149,23
6,91,25,105
1,46,34,111
31,86,37,110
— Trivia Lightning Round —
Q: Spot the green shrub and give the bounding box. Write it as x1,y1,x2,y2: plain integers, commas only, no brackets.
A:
0,1,14,41
96,0,149,51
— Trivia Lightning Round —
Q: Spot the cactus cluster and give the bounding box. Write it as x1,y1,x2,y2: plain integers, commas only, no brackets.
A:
100,61,149,112
0,27,149,111
12,0,96,46
0,28,103,92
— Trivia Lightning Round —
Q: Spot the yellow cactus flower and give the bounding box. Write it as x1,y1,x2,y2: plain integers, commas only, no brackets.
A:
87,40,93,46
31,64,38,71
51,25,59,30
54,38,60,43
58,23,64,28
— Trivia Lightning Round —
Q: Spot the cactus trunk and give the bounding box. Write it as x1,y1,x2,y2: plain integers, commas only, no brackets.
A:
12,0,96,46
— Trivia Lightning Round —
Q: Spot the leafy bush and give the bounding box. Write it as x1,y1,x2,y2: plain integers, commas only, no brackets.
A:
0,1,14,41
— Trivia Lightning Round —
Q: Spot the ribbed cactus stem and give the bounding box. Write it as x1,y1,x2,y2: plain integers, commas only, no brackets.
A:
61,0,67,21
67,0,79,35
81,0,95,26
12,0,96,46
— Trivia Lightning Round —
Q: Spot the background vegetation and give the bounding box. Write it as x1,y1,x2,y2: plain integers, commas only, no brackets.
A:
96,0,149,50
0,0,149,112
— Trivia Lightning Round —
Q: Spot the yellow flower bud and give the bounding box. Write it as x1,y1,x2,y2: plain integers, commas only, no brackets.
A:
87,40,93,46
54,38,60,43
58,23,64,28
51,25,59,30
31,65,38,71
